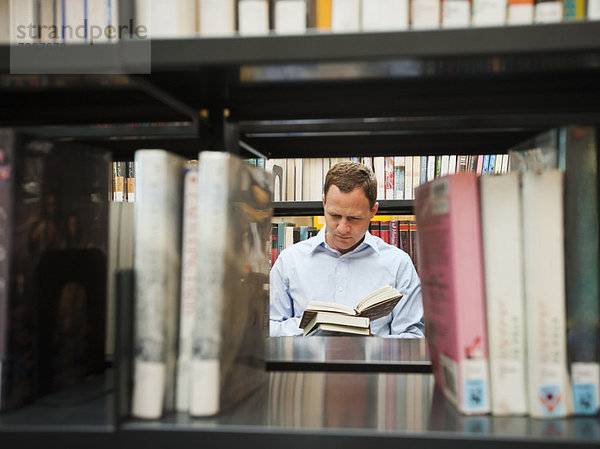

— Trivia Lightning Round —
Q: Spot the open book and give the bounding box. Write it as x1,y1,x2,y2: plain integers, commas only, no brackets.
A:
299,285,403,330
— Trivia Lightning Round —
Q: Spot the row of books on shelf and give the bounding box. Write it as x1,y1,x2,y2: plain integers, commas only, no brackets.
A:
136,0,600,39
250,154,511,202
112,160,135,202
4,0,600,46
414,125,599,418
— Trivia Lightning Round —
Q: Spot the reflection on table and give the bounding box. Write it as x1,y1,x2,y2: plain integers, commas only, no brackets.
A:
266,336,431,373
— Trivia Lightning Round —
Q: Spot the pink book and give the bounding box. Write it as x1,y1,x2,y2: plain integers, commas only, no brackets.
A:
414,172,490,414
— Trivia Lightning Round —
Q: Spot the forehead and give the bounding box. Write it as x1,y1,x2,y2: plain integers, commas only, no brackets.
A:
325,186,371,215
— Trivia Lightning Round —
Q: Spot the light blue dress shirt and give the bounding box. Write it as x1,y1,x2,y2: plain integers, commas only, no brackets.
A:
270,226,425,338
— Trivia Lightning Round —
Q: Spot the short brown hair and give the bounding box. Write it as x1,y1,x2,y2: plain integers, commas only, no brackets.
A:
324,161,377,208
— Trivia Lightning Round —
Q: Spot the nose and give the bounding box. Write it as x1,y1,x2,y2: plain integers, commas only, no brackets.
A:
339,218,351,233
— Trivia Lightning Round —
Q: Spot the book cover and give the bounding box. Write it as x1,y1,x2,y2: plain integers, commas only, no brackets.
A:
479,172,528,415
131,149,186,419
302,311,370,336
414,173,490,415
0,130,110,411
190,152,272,417
563,126,600,416
522,169,571,418
589,0,600,19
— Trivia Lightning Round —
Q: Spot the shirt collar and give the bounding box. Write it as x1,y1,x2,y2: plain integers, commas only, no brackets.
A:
309,226,381,256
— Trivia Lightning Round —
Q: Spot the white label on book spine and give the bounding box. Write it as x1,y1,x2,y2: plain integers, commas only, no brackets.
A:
472,0,508,26
571,362,600,415
132,360,167,419
239,0,269,35
589,0,600,19
190,359,220,416
534,1,563,23
275,0,307,34
461,359,490,413
442,0,471,28
331,0,360,32
411,0,441,29
507,4,533,24
199,0,235,36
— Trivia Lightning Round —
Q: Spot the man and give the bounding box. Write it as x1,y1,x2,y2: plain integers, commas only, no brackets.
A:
270,161,424,337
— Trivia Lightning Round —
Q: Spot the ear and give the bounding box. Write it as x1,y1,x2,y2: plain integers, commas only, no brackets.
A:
322,193,326,210
370,202,379,219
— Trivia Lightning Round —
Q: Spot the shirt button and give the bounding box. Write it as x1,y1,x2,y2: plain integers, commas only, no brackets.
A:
338,287,343,292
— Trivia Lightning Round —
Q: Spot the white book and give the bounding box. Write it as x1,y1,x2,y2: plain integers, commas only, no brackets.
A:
448,155,457,175
190,152,271,416
440,155,449,176
286,159,295,201
507,2,533,24
38,0,58,42
534,0,562,23
441,0,471,28
404,156,413,200
331,0,360,32
294,158,303,201
374,157,385,200
176,165,199,412
480,172,528,415
275,0,307,34
472,0,507,26
361,0,409,31
302,158,311,201
198,0,235,36
522,170,572,418
131,149,186,419
501,154,509,173
394,156,405,200
411,155,421,199
589,0,600,19
10,0,35,43
137,0,196,38
311,158,324,200
385,156,395,199
426,155,435,181
238,0,269,35
494,153,502,174
411,0,440,29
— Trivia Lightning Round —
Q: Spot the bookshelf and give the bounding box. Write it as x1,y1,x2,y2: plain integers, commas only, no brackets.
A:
1,3,600,448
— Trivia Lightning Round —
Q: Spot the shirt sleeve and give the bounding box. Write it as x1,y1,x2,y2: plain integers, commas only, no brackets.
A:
269,254,303,336
390,256,425,338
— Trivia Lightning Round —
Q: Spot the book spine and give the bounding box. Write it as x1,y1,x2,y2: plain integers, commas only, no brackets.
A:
589,0,600,19
563,126,600,415
315,0,332,29
175,165,199,412
331,0,360,32
126,160,135,202
480,172,528,415
238,0,270,35
0,131,14,410
522,170,571,418
441,0,471,28
534,0,563,22
131,150,185,419
198,0,236,36
472,0,508,26
190,152,230,417
385,157,395,200
411,0,441,29
394,156,405,200
563,0,585,19
380,221,390,244
507,0,534,24
274,0,307,34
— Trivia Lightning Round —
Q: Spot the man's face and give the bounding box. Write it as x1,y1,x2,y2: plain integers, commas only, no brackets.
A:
323,185,378,255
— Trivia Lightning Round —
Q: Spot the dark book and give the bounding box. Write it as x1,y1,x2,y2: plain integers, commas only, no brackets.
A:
271,224,278,267
0,130,110,412
369,221,380,237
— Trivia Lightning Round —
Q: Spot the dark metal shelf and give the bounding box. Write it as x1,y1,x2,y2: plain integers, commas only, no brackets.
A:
273,200,414,216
